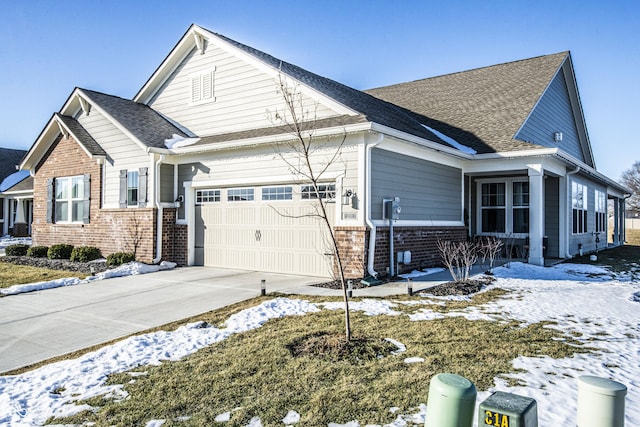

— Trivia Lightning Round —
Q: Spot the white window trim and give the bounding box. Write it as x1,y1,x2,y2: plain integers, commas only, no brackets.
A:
476,177,529,237
55,175,84,224
196,189,221,204
595,189,606,233
572,182,588,235
189,68,216,105
261,186,293,201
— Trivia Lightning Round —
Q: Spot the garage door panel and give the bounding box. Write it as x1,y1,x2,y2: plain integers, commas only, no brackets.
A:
196,196,335,277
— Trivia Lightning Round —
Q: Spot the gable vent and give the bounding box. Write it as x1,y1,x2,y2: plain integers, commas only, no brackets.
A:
554,131,563,142
190,69,216,104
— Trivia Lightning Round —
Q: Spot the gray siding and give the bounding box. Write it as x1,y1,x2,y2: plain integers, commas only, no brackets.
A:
516,71,585,162
160,163,174,203
177,163,201,219
544,176,560,258
568,175,607,255
370,148,461,221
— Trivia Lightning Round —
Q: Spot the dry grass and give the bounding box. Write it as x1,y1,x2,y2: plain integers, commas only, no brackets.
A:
53,291,589,427
0,262,87,289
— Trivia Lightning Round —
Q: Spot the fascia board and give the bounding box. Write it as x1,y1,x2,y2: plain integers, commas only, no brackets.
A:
134,25,200,104
20,116,59,171
555,151,630,194
169,122,373,154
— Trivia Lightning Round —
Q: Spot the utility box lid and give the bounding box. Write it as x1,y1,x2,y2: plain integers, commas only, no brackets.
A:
578,375,627,397
479,391,537,427
430,373,476,401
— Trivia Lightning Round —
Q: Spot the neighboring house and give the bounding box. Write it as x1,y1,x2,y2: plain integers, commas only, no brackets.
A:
20,24,628,278
0,147,33,237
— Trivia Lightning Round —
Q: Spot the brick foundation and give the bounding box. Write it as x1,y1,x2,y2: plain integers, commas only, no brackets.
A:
335,225,468,279
160,208,188,266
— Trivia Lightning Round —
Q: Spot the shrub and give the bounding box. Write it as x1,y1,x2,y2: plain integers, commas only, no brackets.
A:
27,245,49,258
5,244,29,256
48,244,74,260
107,252,135,267
70,246,103,263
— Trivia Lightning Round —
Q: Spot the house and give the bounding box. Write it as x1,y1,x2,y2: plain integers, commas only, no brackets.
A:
0,147,33,237
19,24,628,278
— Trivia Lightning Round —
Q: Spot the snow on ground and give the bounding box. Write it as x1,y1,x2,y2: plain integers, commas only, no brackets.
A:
0,261,177,296
0,262,638,426
398,267,445,279
0,235,31,255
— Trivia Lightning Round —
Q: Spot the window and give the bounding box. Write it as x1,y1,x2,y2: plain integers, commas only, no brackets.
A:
190,69,215,104
262,186,293,201
481,182,506,233
119,168,147,208
301,184,336,199
512,182,530,233
55,176,84,223
228,188,254,201
572,182,588,234
595,190,606,233
127,171,139,206
196,189,221,204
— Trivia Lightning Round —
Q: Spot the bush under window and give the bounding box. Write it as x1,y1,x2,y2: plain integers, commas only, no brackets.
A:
107,252,135,267
5,244,29,257
48,244,74,260
70,246,102,263
27,246,49,258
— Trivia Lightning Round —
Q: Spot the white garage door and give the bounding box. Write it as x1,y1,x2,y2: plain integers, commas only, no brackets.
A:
194,186,336,278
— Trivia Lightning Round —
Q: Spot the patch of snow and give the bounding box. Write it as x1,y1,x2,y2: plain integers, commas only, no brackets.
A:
1,261,178,296
164,134,200,149
214,411,231,422
145,420,165,427
421,124,477,154
245,416,263,427
404,357,424,364
0,170,30,192
282,410,300,424
328,422,359,427
384,338,406,355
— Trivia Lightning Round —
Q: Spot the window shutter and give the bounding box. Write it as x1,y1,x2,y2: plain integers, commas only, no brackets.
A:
190,75,201,102
202,71,213,100
119,170,127,208
83,174,91,224
138,167,148,208
46,178,55,223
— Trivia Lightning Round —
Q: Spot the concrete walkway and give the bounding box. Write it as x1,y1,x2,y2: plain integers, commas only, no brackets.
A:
0,264,465,374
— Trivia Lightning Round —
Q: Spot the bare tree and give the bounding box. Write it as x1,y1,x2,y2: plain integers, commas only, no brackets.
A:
621,161,640,216
437,240,478,282
269,74,352,341
477,236,503,273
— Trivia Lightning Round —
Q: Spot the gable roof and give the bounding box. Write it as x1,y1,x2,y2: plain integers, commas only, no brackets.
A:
365,52,571,155
79,89,187,149
55,113,106,157
0,148,26,183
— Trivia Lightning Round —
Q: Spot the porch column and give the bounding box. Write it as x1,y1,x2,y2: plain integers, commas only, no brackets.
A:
14,198,25,223
613,198,620,246
528,165,544,265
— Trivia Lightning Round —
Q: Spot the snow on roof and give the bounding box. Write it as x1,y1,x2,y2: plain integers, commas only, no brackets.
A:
0,170,30,192
421,124,477,154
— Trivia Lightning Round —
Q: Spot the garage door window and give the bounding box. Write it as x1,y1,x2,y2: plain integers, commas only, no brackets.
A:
228,188,254,201
262,186,293,201
196,189,221,204
301,184,335,199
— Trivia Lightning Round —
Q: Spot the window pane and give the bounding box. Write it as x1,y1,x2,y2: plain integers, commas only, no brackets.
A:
301,184,335,199
513,182,529,206
55,201,68,222
513,208,529,233
481,183,505,207
56,178,68,200
71,177,83,199
128,188,138,206
482,208,505,233
262,186,293,201
72,201,83,222
228,188,254,201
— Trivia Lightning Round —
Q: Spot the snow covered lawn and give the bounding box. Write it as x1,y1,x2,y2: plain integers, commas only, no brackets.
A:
0,261,638,426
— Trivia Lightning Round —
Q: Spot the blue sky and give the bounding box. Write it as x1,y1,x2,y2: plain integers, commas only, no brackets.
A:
0,0,638,181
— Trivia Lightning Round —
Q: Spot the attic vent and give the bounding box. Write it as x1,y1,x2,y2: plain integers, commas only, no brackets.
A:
554,131,563,142
190,68,216,104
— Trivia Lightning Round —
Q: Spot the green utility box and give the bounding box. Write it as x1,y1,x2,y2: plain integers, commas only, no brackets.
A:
425,373,477,427
479,391,537,427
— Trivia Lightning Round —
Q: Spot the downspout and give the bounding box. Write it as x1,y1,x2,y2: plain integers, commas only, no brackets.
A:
565,166,580,258
153,154,166,264
365,133,384,277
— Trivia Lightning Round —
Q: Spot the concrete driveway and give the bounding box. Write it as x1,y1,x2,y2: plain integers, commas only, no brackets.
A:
0,267,328,374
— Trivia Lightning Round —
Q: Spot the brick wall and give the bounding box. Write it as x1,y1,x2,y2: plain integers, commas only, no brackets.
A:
32,135,156,262
334,225,467,279
160,208,188,266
